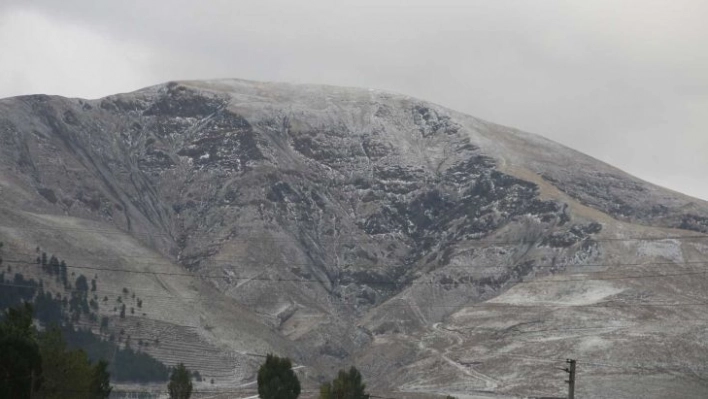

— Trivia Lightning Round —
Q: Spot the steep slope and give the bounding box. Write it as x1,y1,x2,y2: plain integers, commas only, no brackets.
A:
1,79,707,398
0,207,294,388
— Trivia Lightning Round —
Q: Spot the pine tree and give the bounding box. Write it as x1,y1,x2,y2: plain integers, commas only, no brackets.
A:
0,303,43,398
257,354,301,399
319,367,369,399
60,261,68,286
168,363,193,399
0,305,114,399
37,326,93,399
76,274,89,292
100,316,109,331
47,255,57,275
89,360,112,399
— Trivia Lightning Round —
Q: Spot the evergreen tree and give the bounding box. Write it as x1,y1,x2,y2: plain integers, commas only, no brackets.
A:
168,363,193,399
37,326,116,399
0,303,43,398
76,274,89,292
112,346,169,382
257,354,301,399
60,261,68,286
34,291,63,325
89,360,112,399
319,367,369,399
48,256,59,276
0,302,35,338
38,327,91,399
0,304,116,399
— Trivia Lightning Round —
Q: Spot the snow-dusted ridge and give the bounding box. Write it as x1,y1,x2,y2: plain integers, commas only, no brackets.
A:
1,78,708,398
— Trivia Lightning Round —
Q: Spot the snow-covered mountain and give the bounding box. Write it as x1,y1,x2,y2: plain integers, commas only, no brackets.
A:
1,79,707,398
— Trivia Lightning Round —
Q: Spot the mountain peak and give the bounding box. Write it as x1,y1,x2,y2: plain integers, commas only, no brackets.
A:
1,80,707,398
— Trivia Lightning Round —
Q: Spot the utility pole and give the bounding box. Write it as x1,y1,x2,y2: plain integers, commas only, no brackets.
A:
563,359,576,399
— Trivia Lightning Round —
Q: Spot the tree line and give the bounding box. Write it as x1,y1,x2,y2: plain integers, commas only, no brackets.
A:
0,245,170,383
2,304,456,399
0,303,111,398
1,312,373,399
166,353,375,399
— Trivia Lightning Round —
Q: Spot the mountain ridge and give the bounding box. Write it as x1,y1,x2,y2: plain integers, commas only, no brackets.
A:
1,78,707,398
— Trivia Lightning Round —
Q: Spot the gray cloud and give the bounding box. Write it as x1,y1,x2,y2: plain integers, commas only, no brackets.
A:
1,0,706,199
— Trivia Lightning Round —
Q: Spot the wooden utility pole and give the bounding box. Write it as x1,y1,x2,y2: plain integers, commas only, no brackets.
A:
564,359,576,399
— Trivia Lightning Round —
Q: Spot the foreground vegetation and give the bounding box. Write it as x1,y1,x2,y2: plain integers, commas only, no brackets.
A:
0,303,111,398
258,354,371,399
0,245,170,383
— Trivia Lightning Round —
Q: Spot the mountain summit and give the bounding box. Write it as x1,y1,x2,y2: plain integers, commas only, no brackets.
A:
1,79,707,398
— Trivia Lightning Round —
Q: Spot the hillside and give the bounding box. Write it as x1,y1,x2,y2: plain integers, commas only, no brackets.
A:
1,79,707,398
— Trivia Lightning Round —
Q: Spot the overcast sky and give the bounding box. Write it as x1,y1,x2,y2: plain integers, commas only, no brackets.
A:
1,0,706,200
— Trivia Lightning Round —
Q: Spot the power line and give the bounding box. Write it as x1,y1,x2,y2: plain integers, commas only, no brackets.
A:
575,360,708,372
5,244,708,269
4,281,708,311
9,249,708,271
5,257,708,286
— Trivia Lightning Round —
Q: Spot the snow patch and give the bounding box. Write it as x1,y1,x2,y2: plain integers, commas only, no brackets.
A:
578,336,612,352
636,239,684,263
488,280,624,306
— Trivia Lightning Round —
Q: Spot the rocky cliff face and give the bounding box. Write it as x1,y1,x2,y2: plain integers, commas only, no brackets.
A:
1,79,708,398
